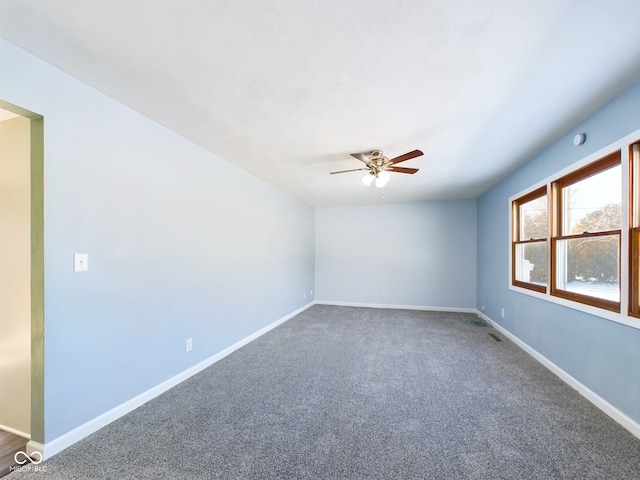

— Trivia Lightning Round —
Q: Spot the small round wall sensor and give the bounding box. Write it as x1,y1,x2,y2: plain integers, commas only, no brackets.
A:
573,133,586,146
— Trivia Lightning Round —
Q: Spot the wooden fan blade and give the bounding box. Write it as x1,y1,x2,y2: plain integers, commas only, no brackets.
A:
350,153,371,165
330,168,369,174
389,166,419,174
389,149,423,165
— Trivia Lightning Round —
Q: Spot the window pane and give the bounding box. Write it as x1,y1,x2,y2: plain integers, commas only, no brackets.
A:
562,165,621,235
515,242,548,286
519,195,547,240
555,235,620,302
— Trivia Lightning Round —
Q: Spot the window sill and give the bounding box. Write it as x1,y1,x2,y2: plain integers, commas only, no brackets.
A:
509,284,640,330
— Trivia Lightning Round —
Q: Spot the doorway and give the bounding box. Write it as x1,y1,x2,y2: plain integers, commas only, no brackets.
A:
0,101,44,461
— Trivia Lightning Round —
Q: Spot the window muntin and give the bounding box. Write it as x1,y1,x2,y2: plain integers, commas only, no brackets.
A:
512,187,548,292
551,152,621,311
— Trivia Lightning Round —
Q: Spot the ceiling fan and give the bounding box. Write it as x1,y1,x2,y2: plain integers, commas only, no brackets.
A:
330,149,424,187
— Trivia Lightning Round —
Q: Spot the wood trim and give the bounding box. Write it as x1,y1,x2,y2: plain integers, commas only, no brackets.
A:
29,115,45,446
513,280,546,293
629,143,638,228
554,150,621,190
552,289,620,313
511,241,517,289
514,238,548,245
511,186,548,291
550,181,561,239
515,185,547,209
629,143,640,316
630,227,640,316
550,181,560,295
554,230,621,241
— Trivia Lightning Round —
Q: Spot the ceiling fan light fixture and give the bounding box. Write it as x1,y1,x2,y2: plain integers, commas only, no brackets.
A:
362,172,375,186
375,170,390,188
332,149,423,187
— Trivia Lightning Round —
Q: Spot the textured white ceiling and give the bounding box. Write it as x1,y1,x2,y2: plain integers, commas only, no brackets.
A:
1,0,640,207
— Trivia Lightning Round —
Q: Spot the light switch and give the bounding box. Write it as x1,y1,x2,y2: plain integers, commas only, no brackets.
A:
74,253,89,272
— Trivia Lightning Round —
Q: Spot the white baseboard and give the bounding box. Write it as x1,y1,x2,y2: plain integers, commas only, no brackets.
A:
477,311,640,441
39,302,314,460
314,300,477,314
0,423,30,439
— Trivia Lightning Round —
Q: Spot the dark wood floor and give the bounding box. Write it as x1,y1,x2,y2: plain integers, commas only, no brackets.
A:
0,430,28,478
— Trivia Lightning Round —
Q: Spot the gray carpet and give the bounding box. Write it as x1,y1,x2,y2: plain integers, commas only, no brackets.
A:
8,305,640,479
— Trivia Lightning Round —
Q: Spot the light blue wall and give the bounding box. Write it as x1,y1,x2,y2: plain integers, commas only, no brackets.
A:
316,201,476,309
477,81,640,424
0,40,315,440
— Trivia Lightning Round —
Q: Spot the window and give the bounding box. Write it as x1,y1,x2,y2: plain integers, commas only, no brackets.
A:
551,152,621,311
511,150,624,314
510,132,640,326
512,187,548,293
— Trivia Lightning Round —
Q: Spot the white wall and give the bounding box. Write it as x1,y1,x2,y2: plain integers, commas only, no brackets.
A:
0,39,315,442
0,115,31,436
316,200,476,309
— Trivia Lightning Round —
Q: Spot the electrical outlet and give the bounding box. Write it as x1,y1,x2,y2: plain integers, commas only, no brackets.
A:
481,305,486,311
310,289,313,296
501,308,505,318
303,292,306,299
186,338,193,352
383,290,388,297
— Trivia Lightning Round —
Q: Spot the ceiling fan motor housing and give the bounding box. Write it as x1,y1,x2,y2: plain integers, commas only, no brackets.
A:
369,150,388,166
